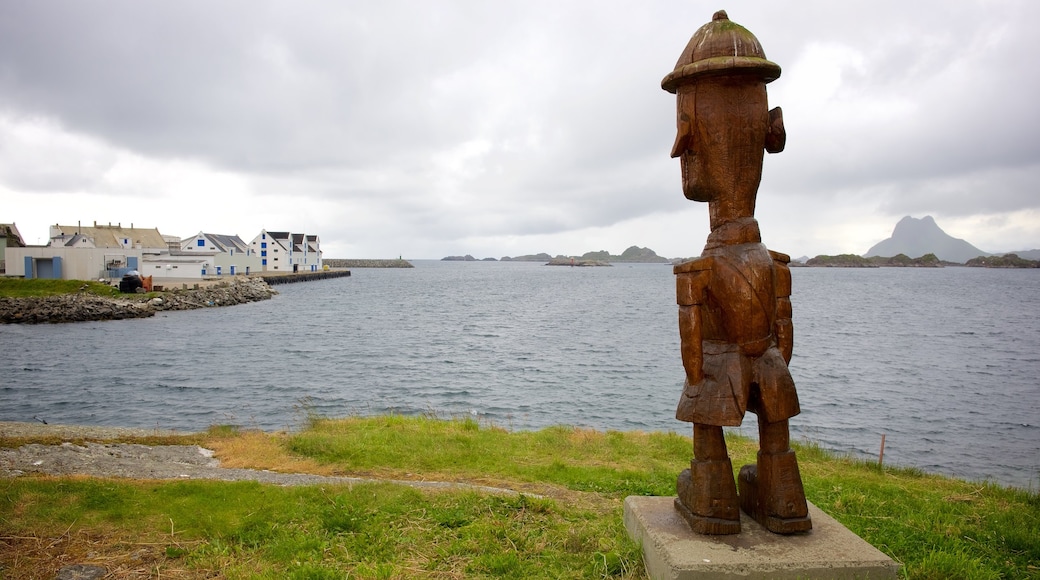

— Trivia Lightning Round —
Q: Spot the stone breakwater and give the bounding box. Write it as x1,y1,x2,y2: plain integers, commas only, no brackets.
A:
0,277,277,324
260,269,352,285
323,259,414,268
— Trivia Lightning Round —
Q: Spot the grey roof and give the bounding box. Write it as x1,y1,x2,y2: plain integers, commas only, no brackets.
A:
64,233,92,247
204,233,249,254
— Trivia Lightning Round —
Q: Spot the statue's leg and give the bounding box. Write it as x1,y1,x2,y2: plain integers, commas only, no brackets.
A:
675,424,740,534
738,418,812,533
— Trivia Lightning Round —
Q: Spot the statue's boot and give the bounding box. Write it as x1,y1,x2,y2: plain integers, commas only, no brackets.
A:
675,458,740,534
738,450,812,534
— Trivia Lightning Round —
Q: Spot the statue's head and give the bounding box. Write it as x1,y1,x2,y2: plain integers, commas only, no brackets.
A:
663,10,785,215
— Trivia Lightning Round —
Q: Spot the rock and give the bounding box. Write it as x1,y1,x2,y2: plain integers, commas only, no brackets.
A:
56,564,107,580
546,257,612,267
0,278,278,324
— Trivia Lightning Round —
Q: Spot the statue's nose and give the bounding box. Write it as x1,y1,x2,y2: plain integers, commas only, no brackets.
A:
671,120,692,159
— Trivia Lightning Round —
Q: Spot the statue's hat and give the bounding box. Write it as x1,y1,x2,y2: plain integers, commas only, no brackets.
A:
662,10,780,93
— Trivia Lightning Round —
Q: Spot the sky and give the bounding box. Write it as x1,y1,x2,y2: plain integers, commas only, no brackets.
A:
2,0,1038,260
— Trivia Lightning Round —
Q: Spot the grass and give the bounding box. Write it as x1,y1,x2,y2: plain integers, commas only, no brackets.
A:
2,415,1038,579
0,277,122,298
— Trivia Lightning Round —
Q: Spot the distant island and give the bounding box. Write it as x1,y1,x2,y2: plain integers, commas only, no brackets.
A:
545,257,611,267
800,253,943,268
440,255,497,262
965,254,1039,268
445,246,671,265
862,215,1040,265
797,252,1037,268
866,216,984,263
788,216,1039,268
439,220,1040,269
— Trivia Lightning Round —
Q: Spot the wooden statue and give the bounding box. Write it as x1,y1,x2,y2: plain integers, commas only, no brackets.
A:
663,10,811,535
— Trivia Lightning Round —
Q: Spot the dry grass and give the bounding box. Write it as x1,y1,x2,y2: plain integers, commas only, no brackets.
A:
0,525,210,579
204,430,333,475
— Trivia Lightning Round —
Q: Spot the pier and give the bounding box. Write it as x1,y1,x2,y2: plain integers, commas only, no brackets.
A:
259,269,352,285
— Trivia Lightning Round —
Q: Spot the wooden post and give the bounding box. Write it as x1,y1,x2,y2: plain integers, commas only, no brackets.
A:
879,434,887,467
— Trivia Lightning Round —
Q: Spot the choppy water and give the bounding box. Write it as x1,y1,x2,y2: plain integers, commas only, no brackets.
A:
2,261,1037,489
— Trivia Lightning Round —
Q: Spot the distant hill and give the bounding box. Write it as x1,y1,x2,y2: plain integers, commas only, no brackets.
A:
580,246,670,263
500,253,552,262
865,216,987,264
804,253,942,268
1006,249,1040,260
966,254,1039,268
500,246,670,263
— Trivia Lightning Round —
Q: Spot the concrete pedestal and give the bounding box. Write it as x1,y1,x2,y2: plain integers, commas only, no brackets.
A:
624,496,900,580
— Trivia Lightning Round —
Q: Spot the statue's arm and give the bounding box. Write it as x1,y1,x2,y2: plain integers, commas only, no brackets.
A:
770,250,793,364
675,259,712,384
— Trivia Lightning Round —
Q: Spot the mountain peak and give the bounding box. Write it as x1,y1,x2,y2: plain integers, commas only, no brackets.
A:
866,216,987,263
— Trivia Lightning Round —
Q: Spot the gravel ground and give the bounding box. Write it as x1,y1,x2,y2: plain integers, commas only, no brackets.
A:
0,421,521,495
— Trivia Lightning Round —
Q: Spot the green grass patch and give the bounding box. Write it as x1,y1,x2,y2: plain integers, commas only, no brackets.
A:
0,478,640,579
289,414,698,497
0,277,121,298
2,415,1038,579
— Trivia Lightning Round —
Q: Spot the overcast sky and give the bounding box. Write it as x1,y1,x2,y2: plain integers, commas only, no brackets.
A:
2,0,1037,259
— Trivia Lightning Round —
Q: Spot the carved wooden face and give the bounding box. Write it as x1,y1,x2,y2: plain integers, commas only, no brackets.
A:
671,78,770,211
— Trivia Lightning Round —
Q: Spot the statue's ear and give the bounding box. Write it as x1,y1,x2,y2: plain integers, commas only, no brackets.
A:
765,106,786,154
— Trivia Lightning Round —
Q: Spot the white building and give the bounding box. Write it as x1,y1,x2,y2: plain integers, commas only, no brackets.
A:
248,230,323,272
6,223,169,280
179,232,262,276
1,223,26,274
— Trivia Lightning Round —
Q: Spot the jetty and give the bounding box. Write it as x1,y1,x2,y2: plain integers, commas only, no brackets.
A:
259,269,352,285
323,259,414,268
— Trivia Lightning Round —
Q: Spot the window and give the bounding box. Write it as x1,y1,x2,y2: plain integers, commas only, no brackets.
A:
262,233,266,240
197,239,205,247
261,250,267,257
261,242,267,248
262,259,267,266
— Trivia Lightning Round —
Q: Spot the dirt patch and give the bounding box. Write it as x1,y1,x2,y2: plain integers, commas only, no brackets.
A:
0,422,526,495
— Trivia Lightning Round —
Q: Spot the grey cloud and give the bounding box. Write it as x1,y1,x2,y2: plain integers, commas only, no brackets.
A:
1,0,1038,256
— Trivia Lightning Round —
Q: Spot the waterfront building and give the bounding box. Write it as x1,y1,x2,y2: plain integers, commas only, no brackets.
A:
179,232,263,276
0,223,26,274
6,222,168,281
248,229,323,272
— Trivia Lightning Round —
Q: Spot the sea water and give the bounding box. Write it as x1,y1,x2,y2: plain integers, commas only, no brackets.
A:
1,261,1037,489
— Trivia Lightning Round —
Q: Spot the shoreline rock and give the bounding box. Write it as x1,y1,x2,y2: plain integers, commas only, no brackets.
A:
0,277,278,324
546,257,612,267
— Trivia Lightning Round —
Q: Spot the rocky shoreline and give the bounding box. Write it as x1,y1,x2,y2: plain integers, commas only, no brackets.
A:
0,277,278,324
